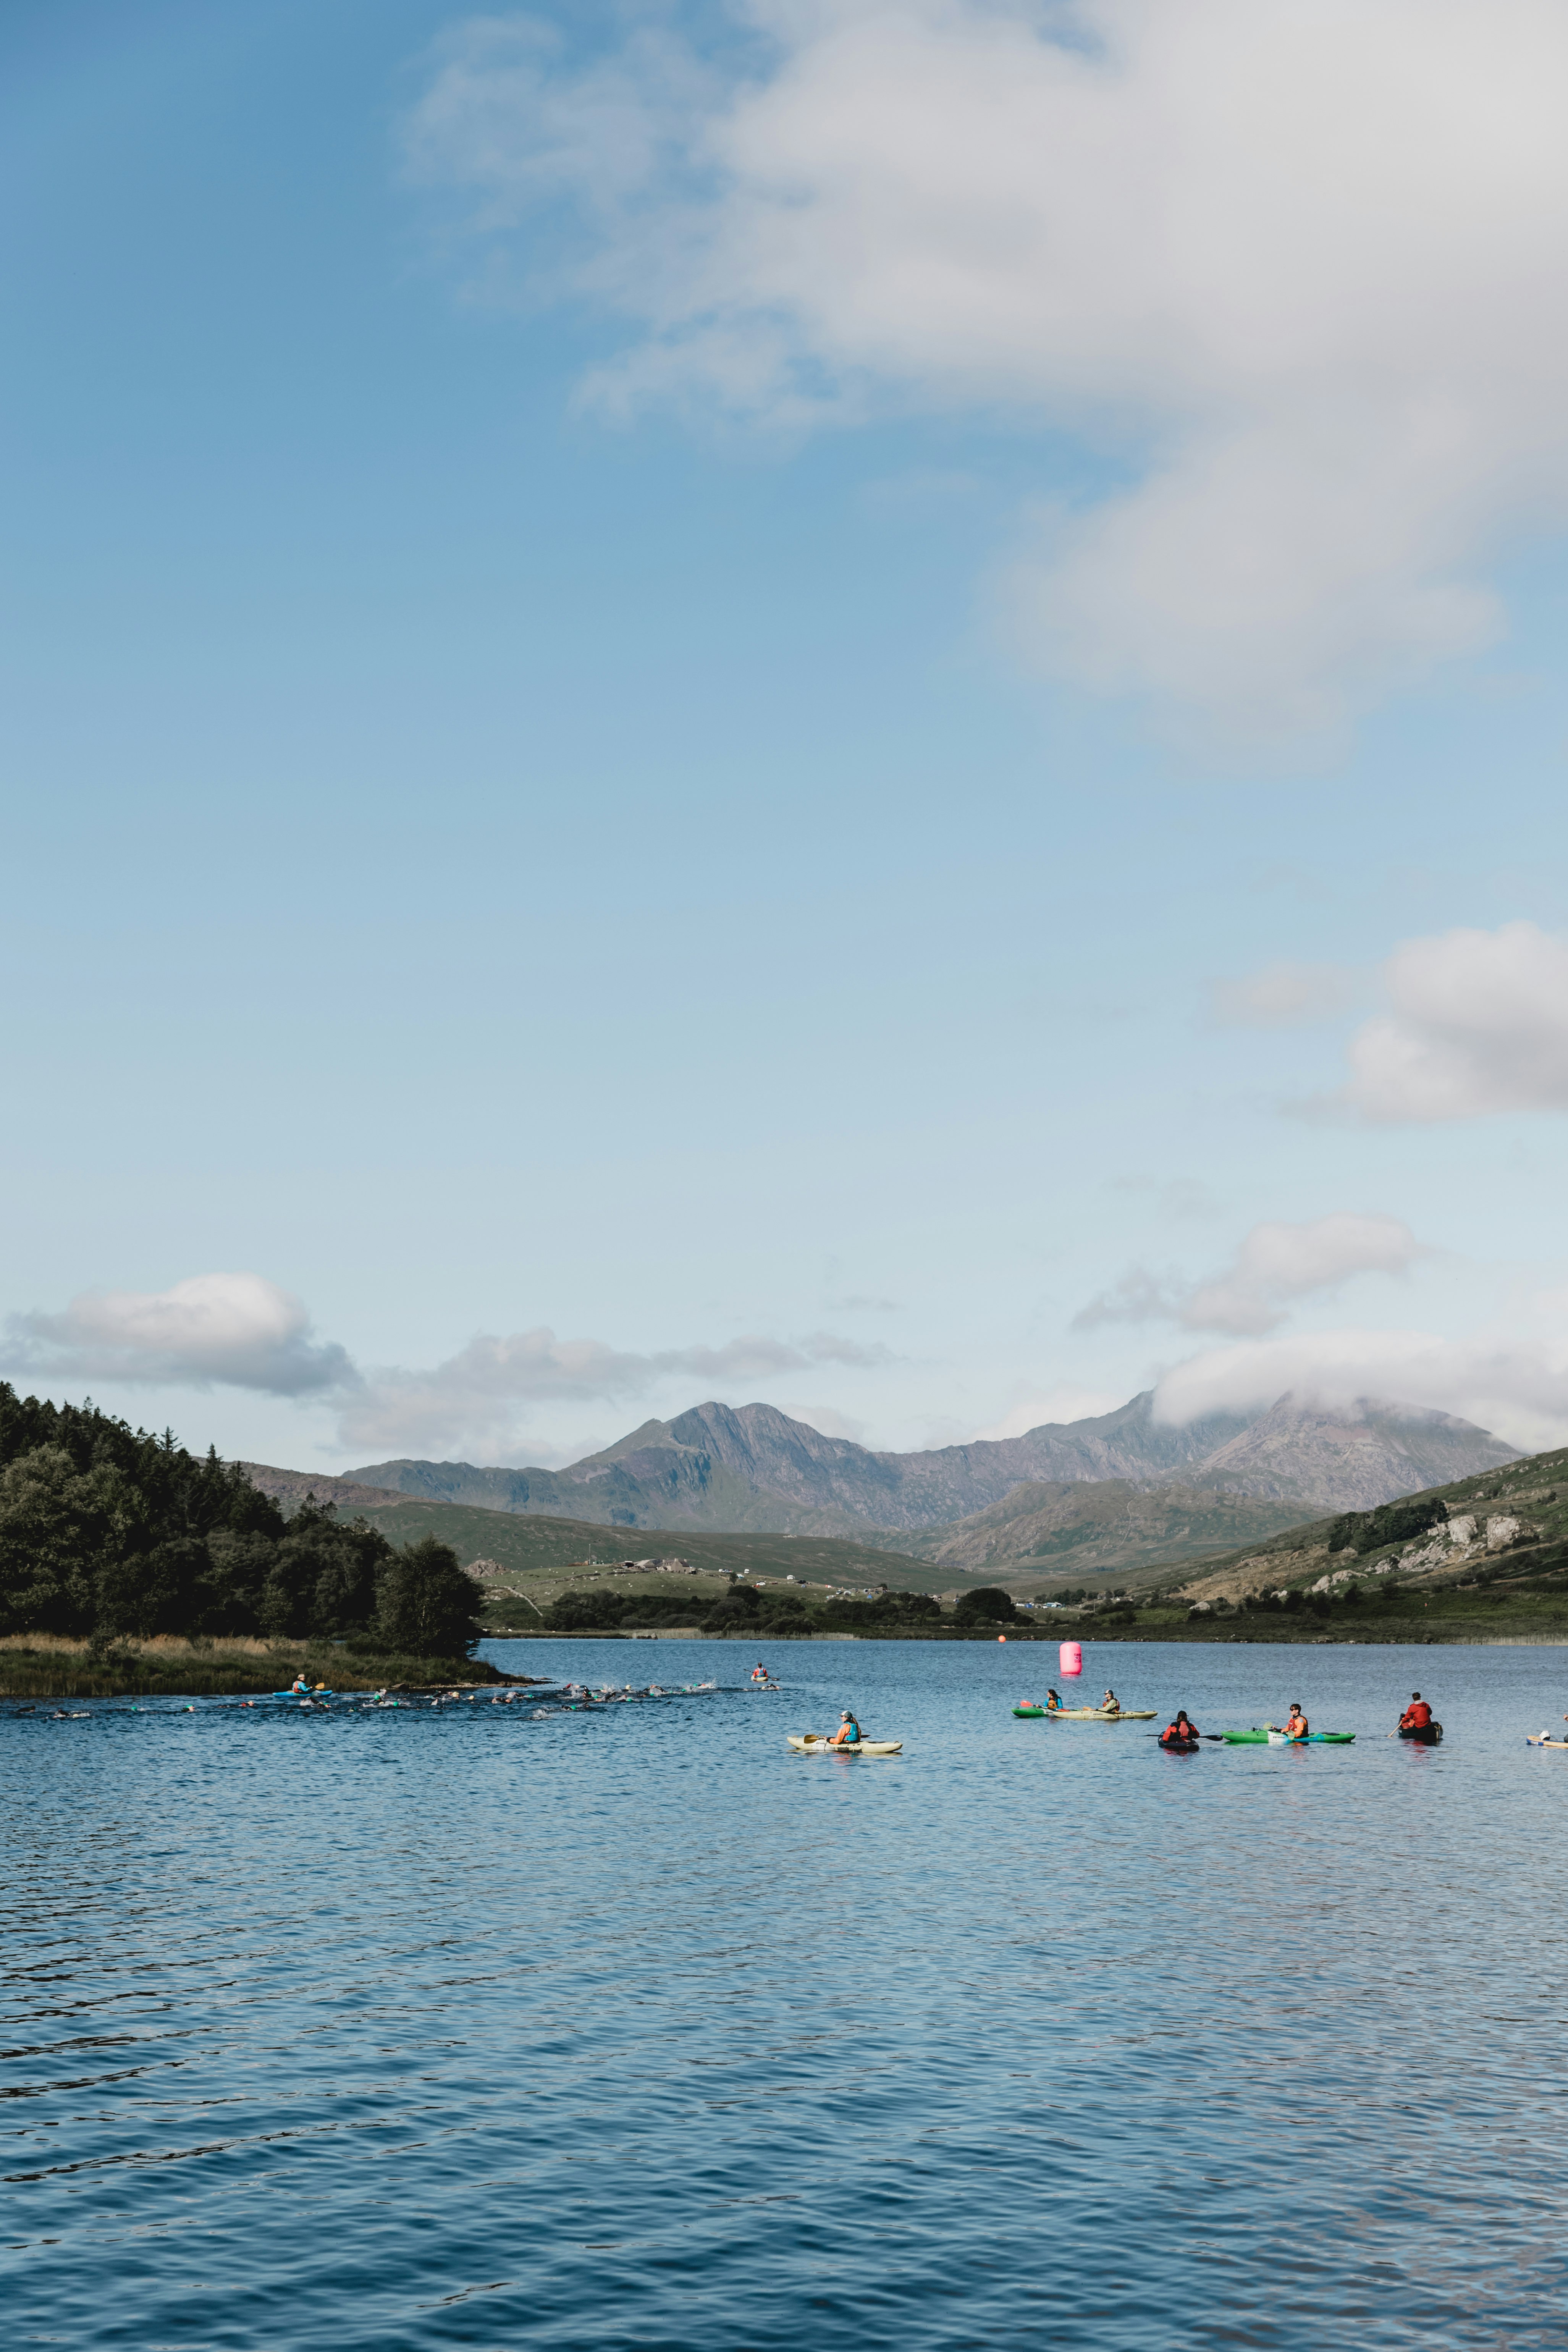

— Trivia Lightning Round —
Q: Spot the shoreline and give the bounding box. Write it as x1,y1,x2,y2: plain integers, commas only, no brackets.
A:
8,1625,1568,1697
0,1640,541,1700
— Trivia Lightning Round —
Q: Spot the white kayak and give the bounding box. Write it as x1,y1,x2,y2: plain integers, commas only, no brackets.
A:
788,1734,903,1755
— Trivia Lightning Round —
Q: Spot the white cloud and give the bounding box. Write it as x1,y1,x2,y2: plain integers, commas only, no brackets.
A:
1343,921,1568,1120
1075,1213,1424,1337
336,1325,892,1458
412,1,1568,735
1208,961,1357,1028
787,1402,869,1442
974,1384,1125,1441
2,1274,357,1397
1152,1326,1568,1453
2,1273,891,1461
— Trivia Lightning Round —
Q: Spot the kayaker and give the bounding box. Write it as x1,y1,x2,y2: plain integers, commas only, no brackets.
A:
1045,1688,1063,1714
290,1674,309,1695
750,1663,769,1683
1101,1688,1120,1715
1399,1693,1433,1733
828,1710,863,1747
1283,1702,1309,1741
1160,1710,1199,1747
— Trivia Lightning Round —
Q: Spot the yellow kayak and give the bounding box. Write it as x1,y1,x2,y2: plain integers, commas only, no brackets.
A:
788,1734,903,1755
1014,1705,1156,1721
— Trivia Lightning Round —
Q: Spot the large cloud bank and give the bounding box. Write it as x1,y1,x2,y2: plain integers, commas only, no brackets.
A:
3,1275,356,1397
0,1275,889,1460
412,0,1568,734
1152,1326,1568,1454
1075,1213,1423,1337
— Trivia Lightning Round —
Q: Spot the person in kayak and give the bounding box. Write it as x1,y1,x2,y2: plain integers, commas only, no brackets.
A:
1044,1688,1063,1713
290,1673,309,1694
1283,1702,1309,1741
750,1663,771,1684
1101,1688,1120,1715
1160,1710,1199,1747
828,1710,863,1747
1399,1693,1432,1733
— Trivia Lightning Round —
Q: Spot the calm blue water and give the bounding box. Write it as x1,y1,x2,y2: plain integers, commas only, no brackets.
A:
6,1636,1568,2349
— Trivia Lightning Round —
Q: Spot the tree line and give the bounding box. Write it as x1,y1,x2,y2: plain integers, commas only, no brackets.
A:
539,1580,1028,1633
0,1385,481,1654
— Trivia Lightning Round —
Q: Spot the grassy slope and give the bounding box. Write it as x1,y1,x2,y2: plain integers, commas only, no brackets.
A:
333,1453,876,1540
1159,1447,1568,1592
272,1489,963,1594
905,1480,1322,1579
1062,1444,1568,1640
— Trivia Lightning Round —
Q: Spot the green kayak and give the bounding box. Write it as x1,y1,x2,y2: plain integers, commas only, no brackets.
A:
1222,1726,1355,1745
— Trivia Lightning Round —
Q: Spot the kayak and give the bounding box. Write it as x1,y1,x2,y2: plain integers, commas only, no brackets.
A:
1013,1706,1156,1721
788,1735,903,1755
1158,1738,1202,1753
1398,1724,1443,1744
268,1689,334,1699
1527,1735,1568,1748
1222,1727,1354,1745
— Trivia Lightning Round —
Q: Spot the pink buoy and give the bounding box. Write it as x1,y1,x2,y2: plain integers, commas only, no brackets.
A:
1059,1639,1083,1677
997,1633,1006,1643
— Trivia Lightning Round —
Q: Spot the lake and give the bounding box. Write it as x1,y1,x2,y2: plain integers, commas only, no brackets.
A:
6,1636,1568,2349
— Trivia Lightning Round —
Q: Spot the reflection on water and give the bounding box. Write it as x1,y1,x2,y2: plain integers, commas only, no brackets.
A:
5,1638,1568,2349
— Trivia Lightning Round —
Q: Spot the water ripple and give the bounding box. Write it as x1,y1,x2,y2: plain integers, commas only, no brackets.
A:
5,1640,1568,2346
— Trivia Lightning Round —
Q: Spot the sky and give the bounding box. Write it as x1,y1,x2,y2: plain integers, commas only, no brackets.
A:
4,0,1568,1473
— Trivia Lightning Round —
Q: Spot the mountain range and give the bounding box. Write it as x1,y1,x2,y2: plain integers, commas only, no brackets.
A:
346,1389,1518,1571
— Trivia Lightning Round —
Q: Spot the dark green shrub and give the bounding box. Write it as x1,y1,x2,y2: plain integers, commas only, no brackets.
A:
377,1538,483,1656
1326,1498,1447,1557
701,1593,763,1631
953,1586,1023,1625
545,1589,627,1630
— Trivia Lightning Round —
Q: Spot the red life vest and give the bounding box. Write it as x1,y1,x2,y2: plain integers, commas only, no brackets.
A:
1403,1701,1432,1728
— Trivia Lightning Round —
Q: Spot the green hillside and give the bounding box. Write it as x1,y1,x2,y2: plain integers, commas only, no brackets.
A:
1158,1445,1568,1592
269,1489,949,1598
906,1479,1322,1581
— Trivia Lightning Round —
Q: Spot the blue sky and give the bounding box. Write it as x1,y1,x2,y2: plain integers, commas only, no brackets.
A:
5,0,1568,1472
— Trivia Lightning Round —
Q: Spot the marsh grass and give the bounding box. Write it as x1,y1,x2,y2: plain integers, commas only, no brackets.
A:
0,1635,516,1698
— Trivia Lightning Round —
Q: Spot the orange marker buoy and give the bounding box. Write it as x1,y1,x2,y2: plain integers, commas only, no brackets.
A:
998,1633,1006,1642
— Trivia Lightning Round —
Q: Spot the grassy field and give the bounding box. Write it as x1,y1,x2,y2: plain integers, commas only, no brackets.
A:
286,1492,953,1594
0,1634,529,1699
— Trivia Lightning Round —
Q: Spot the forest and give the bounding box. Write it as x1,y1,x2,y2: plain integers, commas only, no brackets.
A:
0,1385,482,1655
